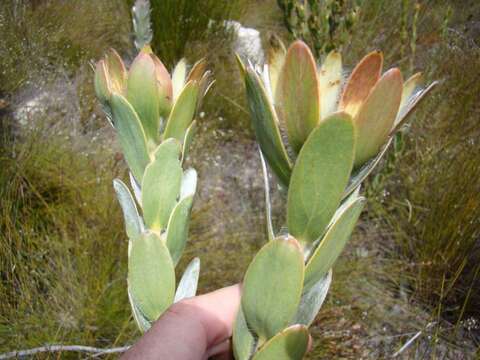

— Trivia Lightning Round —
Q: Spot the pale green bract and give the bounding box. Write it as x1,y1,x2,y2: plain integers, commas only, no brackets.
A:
241,238,304,343
128,232,175,321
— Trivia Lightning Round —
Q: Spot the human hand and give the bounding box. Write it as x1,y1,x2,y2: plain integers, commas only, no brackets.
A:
121,284,242,360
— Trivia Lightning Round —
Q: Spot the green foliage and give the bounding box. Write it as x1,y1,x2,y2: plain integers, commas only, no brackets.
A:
287,113,355,248
95,43,212,329
276,41,320,152
174,257,200,303
126,53,161,143
128,232,176,320
304,193,364,290
163,82,200,142
165,194,195,265
113,179,144,239
141,140,182,231
244,67,292,186
241,238,305,344
293,271,332,327
252,325,309,360
235,37,432,358
110,94,151,181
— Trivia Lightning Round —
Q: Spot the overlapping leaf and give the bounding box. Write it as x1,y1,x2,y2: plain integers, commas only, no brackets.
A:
353,68,403,166
163,81,199,142
110,94,150,182
127,52,160,143
304,195,365,290
287,113,355,249
141,139,182,230
113,179,143,239
128,232,175,321
174,257,200,303
244,67,292,186
292,270,332,326
339,51,383,117
242,238,304,342
275,41,321,153
252,325,309,360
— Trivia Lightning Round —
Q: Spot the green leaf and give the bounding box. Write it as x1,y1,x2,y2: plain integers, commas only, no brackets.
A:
259,149,275,241
391,81,438,134
287,113,355,248
252,325,309,360
292,270,332,326
165,195,194,265
304,195,365,290
165,169,197,264
233,307,257,360
128,289,151,332
141,139,182,231
245,67,292,186
113,179,143,239
127,52,160,143
276,40,320,153
339,51,383,118
343,138,393,199
128,232,175,321
163,81,199,142
129,171,142,205
353,68,403,167
110,94,150,182
242,238,304,342
181,120,197,163
174,257,200,302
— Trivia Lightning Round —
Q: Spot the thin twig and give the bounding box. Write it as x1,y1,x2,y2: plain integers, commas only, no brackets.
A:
0,345,131,359
392,322,436,358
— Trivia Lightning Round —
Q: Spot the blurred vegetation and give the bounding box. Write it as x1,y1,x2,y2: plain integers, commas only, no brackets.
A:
277,0,361,57
372,27,480,322
0,0,131,95
0,0,479,358
144,0,245,68
0,125,137,353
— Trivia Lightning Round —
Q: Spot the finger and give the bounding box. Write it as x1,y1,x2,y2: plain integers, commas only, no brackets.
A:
121,284,241,360
204,338,232,360
184,284,242,347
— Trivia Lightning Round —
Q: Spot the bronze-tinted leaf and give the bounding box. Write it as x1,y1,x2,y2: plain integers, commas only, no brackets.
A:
339,51,383,117
353,68,403,167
